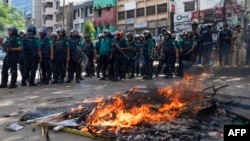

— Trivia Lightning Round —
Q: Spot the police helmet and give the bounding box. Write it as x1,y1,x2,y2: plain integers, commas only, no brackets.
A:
56,27,66,35
116,31,124,39
164,31,171,36
139,34,144,39
38,28,47,37
134,34,140,39
161,28,167,33
103,29,110,34
70,29,78,34
85,34,91,38
126,32,133,38
27,25,37,35
50,32,58,39
186,29,193,36
19,30,26,34
192,19,198,25
7,26,18,35
98,33,104,38
143,30,150,35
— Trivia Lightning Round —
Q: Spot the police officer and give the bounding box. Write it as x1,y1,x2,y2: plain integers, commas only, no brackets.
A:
38,28,52,85
142,30,154,80
83,34,94,78
217,23,233,66
191,19,201,64
111,31,128,81
51,27,70,84
180,29,196,77
126,32,137,79
94,33,104,78
0,26,23,88
134,34,144,76
161,31,178,79
98,29,113,80
18,30,26,77
21,26,42,86
65,29,83,83
200,25,213,66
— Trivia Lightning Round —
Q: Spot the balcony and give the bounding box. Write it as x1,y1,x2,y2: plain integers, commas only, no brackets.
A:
42,0,54,3
42,8,53,15
43,20,53,27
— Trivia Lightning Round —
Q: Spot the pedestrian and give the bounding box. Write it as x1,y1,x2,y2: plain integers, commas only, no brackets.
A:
217,23,233,66
142,30,154,80
232,25,246,66
245,24,250,66
0,26,23,88
82,34,94,78
94,33,104,78
160,31,179,79
51,27,70,84
38,28,52,85
65,29,83,83
180,29,196,77
21,25,42,87
111,31,128,81
18,30,26,77
99,29,113,81
200,25,213,66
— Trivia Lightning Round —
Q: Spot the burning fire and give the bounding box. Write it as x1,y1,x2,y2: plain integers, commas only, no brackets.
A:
83,75,204,131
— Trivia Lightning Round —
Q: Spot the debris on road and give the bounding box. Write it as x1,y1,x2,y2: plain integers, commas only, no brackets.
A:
5,123,24,131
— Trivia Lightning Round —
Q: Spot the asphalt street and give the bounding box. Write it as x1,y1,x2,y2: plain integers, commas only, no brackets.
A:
0,62,250,141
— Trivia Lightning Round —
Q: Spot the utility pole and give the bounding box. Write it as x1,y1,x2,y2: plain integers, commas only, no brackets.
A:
222,0,227,24
196,0,200,22
62,0,65,27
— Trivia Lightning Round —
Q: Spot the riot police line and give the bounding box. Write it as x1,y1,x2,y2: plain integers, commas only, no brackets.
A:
1,21,250,89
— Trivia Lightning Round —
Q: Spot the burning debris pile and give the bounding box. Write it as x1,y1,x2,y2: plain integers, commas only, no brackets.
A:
21,76,235,140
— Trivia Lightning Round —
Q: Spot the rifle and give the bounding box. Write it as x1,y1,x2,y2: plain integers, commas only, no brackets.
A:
113,42,130,60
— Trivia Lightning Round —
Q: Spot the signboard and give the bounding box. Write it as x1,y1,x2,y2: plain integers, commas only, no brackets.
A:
126,18,135,24
134,22,147,29
125,2,136,11
174,12,192,32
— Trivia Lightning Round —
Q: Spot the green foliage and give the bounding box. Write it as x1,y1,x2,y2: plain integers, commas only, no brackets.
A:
0,2,25,36
84,20,96,41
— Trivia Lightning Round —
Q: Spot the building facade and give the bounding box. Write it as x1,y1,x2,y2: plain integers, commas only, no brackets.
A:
32,0,41,28
72,0,93,35
173,0,244,32
41,0,55,33
93,0,117,36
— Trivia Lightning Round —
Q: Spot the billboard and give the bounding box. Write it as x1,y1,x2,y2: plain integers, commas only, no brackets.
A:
174,12,192,32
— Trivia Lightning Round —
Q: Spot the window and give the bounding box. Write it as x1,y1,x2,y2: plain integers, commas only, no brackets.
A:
81,8,84,18
85,7,88,17
118,11,125,20
126,10,134,18
184,1,195,12
146,6,155,15
56,1,60,10
97,9,102,17
136,8,144,17
89,6,93,14
73,10,79,20
157,3,167,13
56,14,60,22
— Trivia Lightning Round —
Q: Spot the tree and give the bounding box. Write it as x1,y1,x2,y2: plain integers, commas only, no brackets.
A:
84,20,96,41
0,2,25,36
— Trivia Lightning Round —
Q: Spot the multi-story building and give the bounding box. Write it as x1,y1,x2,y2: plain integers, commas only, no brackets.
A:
9,0,32,26
72,0,93,35
41,0,55,33
32,0,42,28
117,0,169,37
93,0,117,36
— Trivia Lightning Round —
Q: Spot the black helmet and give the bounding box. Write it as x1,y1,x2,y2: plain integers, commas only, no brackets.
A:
27,25,37,35
7,26,18,35
84,34,90,38
126,32,133,37
98,33,104,38
38,28,47,37
50,32,58,39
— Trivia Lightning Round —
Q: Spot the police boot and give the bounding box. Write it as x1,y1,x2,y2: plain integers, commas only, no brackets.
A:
65,79,72,83
51,80,59,84
76,78,81,83
0,74,8,88
9,71,18,89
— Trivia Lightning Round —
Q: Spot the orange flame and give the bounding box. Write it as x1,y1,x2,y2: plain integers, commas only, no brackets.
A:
86,74,204,130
